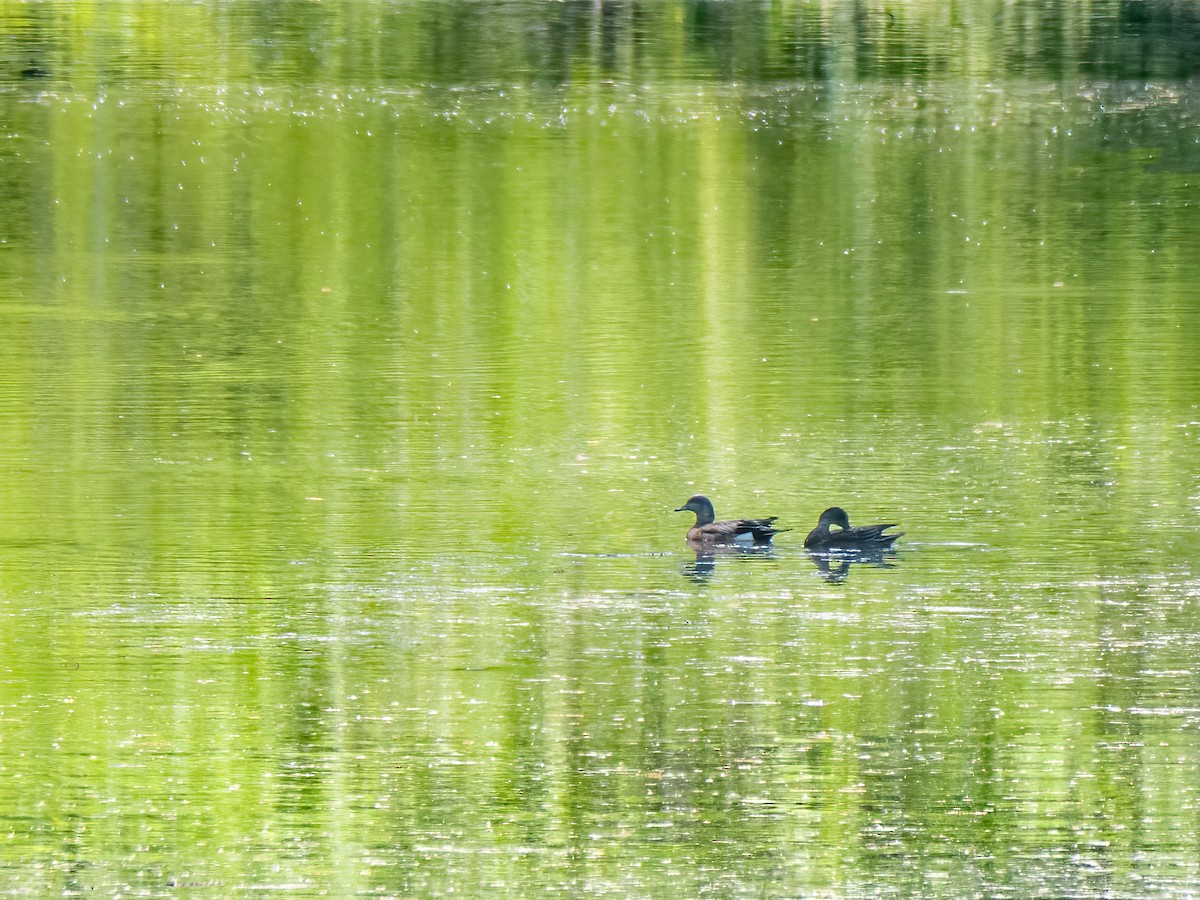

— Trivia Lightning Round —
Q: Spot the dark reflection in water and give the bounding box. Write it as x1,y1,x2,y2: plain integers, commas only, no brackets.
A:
806,547,899,583
682,543,902,583
682,544,778,582
5,0,1200,86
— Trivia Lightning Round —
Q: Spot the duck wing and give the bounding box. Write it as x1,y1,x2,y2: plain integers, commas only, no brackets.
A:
845,524,903,545
697,517,786,544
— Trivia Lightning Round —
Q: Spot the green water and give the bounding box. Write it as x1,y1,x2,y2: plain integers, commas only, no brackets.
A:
2,1,1200,896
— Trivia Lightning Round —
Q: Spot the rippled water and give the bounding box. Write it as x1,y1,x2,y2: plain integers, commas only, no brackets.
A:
2,0,1200,896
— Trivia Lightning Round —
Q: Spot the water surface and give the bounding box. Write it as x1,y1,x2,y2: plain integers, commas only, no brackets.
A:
2,1,1200,896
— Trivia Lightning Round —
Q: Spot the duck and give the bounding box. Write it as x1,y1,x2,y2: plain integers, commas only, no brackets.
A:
675,494,787,546
803,506,902,550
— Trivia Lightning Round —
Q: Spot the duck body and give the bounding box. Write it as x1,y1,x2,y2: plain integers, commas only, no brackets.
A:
676,494,786,546
804,506,902,550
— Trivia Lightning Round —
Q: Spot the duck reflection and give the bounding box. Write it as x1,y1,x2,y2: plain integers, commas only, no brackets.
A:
682,541,776,581
806,547,898,583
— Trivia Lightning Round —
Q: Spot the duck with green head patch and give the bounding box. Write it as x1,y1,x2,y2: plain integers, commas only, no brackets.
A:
803,506,903,550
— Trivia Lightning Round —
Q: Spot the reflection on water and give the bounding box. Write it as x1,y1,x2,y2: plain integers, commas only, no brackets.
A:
806,546,900,583
682,541,903,585
2,0,1200,896
681,543,779,582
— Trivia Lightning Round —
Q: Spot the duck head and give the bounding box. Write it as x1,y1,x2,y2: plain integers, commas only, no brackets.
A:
675,494,716,526
817,507,850,530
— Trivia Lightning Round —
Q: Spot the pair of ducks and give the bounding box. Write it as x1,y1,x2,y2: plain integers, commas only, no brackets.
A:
675,494,902,550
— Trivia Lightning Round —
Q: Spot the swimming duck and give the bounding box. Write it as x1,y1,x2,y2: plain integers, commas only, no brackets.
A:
803,506,902,550
675,494,787,546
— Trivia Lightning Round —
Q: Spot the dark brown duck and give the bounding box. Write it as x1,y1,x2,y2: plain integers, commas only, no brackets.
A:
803,506,903,550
